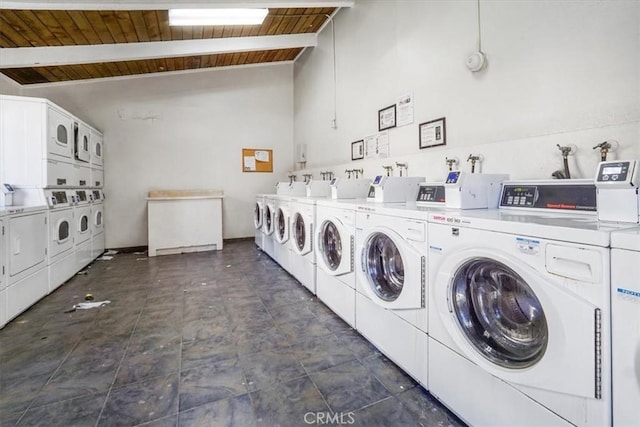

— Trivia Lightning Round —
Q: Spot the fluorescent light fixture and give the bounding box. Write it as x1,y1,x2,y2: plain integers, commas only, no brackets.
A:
169,8,269,26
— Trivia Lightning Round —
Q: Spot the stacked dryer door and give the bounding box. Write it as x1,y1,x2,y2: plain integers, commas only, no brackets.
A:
73,190,92,270
45,190,76,292
427,212,611,427
254,195,265,250
90,190,105,260
354,205,428,387
4,206,48,325
315,199,358,327
289,198,317,294
273,196,292,273
611,229,640,427
262,196,276,259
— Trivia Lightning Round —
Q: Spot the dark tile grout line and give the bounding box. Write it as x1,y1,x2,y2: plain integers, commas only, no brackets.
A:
94,298,145,427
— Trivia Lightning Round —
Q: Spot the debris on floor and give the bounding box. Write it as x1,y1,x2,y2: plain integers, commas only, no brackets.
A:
65,300,111,313
104,250,118,256
97,255,114,261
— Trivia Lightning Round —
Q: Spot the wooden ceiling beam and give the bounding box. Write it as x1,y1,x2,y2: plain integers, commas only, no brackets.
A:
0,0,354,10
0,33,317,68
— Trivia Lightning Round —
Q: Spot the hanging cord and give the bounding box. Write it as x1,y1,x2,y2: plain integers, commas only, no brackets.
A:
476,0,483,53
326,14,338,129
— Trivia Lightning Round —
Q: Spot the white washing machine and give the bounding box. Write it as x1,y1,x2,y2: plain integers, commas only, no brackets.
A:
593,159,640,427
90,189,105,260
254,195,265,250
354,202,429,386
44,190,76,292
273,195,292,273
262,195,277,260
315,198,361,327
3,205,48,326
73,190,92,270
427,182,616,427
289,196,318,294
610,229,640,427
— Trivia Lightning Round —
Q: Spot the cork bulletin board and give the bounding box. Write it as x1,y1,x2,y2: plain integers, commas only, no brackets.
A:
242,148,273,173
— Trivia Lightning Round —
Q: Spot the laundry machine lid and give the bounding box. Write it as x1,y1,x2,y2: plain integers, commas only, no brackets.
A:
450,257,548,369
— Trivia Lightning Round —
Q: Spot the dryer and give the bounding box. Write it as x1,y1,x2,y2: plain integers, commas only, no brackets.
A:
0,209,7,328
45,190,76,292
273,195,292,273
254,195,265,250
73,190,92,270
90,189,105,260
3,205,48,326
427,180,615,427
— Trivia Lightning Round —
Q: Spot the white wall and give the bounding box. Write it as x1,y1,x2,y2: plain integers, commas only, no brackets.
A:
294,0,640,181
24,64,294,247
0,74,22,96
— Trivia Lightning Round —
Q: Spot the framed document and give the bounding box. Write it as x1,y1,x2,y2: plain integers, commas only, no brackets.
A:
378,104,397,131
351,140,364,160
419,117,446,149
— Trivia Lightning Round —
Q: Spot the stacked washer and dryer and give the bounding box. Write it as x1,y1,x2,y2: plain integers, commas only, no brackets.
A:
0,95,106,328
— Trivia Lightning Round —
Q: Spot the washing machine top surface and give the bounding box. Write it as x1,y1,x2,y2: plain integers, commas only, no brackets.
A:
430,208,639,247
1,204,48,215
611,227,640,251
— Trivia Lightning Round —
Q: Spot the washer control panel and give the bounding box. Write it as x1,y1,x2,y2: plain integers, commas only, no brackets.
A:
595,160,638,188
416,184,445,203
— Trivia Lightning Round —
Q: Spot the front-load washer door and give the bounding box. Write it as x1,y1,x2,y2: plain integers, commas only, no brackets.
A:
360,228,424,310
92,206,103,234
254,202,263,230
263,204,274,236
317,217,352,276
275,207,289,244
292,211,312,256
435,248,602,399
76,209,91,245
50,212,74,258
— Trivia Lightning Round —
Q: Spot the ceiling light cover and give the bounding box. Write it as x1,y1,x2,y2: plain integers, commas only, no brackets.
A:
169,8,269,26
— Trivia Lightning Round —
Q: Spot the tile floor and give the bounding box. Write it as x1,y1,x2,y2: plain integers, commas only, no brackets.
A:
0,241,465,426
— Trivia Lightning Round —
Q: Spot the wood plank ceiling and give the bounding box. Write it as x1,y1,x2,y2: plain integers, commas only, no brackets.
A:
0,7,335,85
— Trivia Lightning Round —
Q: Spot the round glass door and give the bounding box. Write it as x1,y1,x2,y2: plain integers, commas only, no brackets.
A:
364,232,404,302
451,258,548,369
58,220,70,242
265,206,272,232
80,215,89,232
277,208,286,240
294,213,306,251
254,203,262,228
320,221,342,270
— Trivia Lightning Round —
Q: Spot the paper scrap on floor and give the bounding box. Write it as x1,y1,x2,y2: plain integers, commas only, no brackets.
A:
104,250,118,256
73,300,111,310
98,255,114,261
